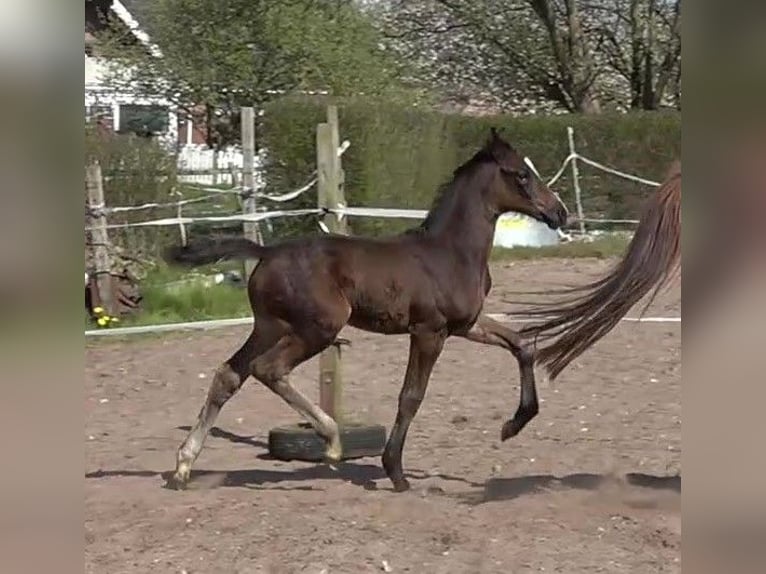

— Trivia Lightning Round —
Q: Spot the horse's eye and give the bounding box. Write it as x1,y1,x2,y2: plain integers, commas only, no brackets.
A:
517,171,529,185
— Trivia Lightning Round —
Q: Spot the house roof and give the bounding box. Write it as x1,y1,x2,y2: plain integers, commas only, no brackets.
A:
84,0,161,58
111,0,161,56
117,0,142,13
116,0,150,28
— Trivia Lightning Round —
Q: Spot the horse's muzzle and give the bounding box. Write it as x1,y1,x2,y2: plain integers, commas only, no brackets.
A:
542,204,568,230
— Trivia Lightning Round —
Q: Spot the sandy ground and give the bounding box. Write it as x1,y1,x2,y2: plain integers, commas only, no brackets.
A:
86,258,681,574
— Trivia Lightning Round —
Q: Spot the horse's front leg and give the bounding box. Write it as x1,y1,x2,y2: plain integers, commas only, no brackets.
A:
382,328,446,492
457,315,539,440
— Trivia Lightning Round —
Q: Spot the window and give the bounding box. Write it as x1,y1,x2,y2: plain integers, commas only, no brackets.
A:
118,104,169,136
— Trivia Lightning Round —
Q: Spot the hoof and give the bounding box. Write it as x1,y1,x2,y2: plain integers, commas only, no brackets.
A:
166,464,191,490
165,473,189,491
391,477,411,493
324,441,343,463
500,418,523,441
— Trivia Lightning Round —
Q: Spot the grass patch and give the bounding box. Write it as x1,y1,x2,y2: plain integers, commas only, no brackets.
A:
490,234,630,261
129,282,250,326
86,284,249,329
130,262,251,325
86,262,252,331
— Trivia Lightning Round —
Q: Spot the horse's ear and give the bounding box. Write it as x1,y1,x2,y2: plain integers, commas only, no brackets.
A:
485,126,501,150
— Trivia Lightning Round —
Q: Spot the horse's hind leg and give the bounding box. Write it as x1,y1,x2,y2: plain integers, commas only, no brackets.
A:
251,332,343,462
458,315,538,440
169,330,257,489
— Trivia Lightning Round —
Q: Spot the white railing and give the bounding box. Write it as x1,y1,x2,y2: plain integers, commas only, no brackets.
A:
176,145,257,187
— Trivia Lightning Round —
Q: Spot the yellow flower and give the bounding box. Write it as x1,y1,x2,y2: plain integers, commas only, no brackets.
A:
97,317,108,326
93,306,104,315
111,317,120,323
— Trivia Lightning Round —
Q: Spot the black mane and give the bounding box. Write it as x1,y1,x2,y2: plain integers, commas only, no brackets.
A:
405,147,497,235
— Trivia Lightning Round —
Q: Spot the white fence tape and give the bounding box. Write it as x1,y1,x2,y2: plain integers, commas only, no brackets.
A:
101,140,351,214
259,176,318,203
546,153,576,187
86,208,324,231
104,194,221,214
575,155,660,187
580,217,640,224
104,173,318,211
85,312,680,338
175,186,242,196
332,206,429,220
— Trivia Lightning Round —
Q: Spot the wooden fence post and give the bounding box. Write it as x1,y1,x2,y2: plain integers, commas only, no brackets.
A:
85,161,114,316
228,161,238,188
241,106,262,277
317,105,347,422
567,126,587,236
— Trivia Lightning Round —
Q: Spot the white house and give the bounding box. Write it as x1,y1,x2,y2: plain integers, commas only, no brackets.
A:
84,0,207,150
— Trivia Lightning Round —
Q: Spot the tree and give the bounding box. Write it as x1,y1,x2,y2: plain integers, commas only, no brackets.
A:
371,0,605,113
367,0,682,113
592,0,682,110
98,0,409,149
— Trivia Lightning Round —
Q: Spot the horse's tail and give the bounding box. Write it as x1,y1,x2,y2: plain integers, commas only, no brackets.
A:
163,236,272,267
517,160,682,381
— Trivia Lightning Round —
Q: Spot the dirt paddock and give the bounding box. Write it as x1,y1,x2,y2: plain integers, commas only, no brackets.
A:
86,259,681,574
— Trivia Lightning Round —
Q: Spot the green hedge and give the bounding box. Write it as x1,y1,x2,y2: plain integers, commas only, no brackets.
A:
261,96,680,238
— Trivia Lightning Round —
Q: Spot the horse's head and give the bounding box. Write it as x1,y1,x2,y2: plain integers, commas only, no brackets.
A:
483,127,568,230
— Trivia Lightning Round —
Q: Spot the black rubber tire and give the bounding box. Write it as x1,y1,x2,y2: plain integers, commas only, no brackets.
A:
268,422,387,462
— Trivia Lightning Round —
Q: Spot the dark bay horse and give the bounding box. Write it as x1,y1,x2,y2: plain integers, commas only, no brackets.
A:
518,161,681,381
164,128,568,492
